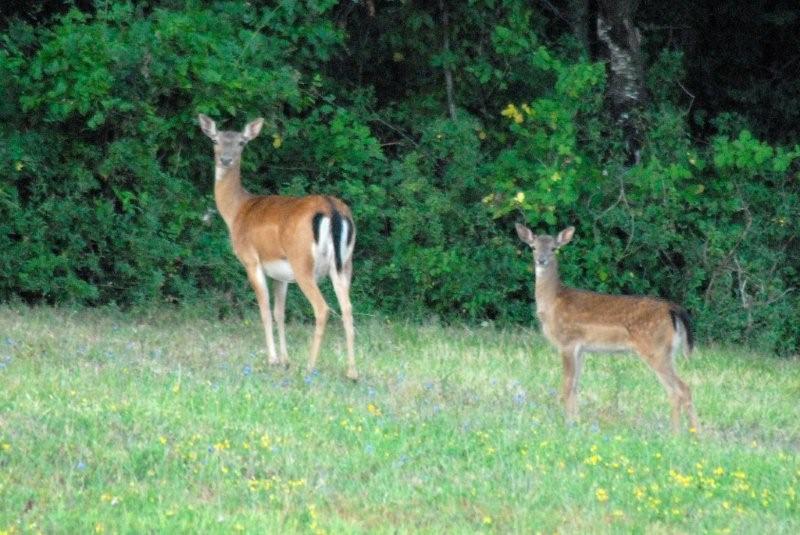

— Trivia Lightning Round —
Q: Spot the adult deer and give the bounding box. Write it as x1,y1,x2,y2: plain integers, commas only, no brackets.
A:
199,114,358,380
515,224,698,433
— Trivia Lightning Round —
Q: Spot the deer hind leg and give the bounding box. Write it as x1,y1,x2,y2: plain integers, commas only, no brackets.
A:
670,328,700,433
673,374,699,433
329,259,357,381
294,273,329,374
246,265,278,365
560,346,583,422
645,352,692,434
272,279,290,367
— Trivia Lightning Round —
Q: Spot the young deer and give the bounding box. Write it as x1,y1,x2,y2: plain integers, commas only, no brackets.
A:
199,114,358,380
516,224,698,433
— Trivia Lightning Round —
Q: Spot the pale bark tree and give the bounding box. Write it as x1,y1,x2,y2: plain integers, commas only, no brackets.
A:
596,0,646,165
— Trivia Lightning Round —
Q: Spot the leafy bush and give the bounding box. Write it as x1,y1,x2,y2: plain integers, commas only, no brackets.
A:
0,1,798,354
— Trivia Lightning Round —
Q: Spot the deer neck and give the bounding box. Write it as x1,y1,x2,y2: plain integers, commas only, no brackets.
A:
534,259,562,315
214,164,251,229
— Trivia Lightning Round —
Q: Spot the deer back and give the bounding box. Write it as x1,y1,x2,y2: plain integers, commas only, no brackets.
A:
542,287,680,354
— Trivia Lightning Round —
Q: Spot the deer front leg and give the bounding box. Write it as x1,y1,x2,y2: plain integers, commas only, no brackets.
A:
560,346,583,423
246,265,279,365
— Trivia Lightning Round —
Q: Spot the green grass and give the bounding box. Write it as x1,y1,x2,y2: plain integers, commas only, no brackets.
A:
1,305,798,534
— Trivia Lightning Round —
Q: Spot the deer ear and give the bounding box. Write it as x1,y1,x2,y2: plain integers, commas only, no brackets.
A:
515,223,536,247
198,114,217,139
556,226,575,247
242,117,264,141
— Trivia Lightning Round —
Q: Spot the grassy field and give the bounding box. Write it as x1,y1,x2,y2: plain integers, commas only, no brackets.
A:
1,305,798,534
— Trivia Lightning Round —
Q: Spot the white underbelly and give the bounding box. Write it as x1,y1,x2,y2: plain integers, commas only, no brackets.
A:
262,260,295,282
261,255,333,283
581,344,631,355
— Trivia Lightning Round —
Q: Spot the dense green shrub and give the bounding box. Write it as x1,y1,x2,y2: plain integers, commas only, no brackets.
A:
1,1,798,354
0,1,348,306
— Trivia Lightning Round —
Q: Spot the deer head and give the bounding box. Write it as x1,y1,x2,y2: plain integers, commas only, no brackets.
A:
198,114,264,172
515,224,575,269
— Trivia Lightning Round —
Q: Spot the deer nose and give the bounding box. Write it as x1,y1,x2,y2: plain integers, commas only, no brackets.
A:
220,156,233,167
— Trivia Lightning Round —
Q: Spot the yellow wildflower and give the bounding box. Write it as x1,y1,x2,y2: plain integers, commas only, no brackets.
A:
367,403,381,416
515,191,525,203
260,433,271,449
501,103,524,124
272,133,283,149
596,488,609,502
584,454,602,466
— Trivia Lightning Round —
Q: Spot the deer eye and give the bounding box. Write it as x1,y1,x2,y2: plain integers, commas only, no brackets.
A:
239,140,246,146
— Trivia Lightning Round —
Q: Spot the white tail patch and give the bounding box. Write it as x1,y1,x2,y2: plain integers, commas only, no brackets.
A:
671,319,686,360
317,215,330,248
311,216,334,280
339,218,352,266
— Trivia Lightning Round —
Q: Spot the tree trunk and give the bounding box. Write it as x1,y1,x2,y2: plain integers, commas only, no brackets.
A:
596,0,645,165
439,0,457,121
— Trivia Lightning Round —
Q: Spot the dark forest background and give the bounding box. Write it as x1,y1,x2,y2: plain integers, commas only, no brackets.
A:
1,1,798,354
